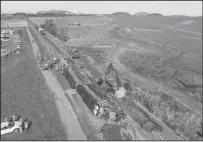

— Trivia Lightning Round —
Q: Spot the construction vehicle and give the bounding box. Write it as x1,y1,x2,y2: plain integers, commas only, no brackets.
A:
52,57,60,64
97,63,127,101
1,115,31,136
71,48,82,59
1,49,7,53
92,101,126,124
41,62,53,70
38,28,46,35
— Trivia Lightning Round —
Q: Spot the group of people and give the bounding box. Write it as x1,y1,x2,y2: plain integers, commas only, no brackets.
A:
4,42,21,59
4,115,29,130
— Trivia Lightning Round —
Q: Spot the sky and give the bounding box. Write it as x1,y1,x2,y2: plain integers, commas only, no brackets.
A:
1,1,202,16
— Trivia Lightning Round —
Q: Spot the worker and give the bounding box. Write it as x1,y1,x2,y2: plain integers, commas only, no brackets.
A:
97,78,104,86
62,64,66,74
12,114,17,121
23,121,29,131
7,117,15,128
4,117,8,122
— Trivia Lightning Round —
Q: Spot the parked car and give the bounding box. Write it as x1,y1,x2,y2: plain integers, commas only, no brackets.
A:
1,49,7,53
1,119,23,136
1,115,31,136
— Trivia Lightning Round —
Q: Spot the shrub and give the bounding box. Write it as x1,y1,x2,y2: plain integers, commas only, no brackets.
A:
41,19,58,36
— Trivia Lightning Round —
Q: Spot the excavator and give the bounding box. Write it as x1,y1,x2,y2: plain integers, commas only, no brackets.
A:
97,63,128,102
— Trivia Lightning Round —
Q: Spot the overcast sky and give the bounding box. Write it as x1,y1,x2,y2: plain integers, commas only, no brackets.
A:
1,1,202,16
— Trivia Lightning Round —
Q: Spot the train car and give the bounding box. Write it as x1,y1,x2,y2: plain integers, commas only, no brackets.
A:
63,67,82,89
75,83,111,117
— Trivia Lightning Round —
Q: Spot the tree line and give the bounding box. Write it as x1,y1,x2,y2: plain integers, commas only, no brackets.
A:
40,19,68,41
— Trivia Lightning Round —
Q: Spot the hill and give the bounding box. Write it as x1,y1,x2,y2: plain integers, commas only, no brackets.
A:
36,10,81,15
147,13,163,17
133,12,149,16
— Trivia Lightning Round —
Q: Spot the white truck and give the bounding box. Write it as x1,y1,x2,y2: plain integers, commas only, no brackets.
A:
38,28,46,35
1,115,31,136
1,119,23,135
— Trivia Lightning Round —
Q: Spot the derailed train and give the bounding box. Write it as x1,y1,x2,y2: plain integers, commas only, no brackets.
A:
62,66,126,124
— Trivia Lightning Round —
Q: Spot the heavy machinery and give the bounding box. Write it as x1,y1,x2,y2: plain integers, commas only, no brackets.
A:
71,48,82,59
1,115,31,136
1,49,7,53
92,101,126,124
97,63,127,101
41,62,53,70
38,28,46,35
